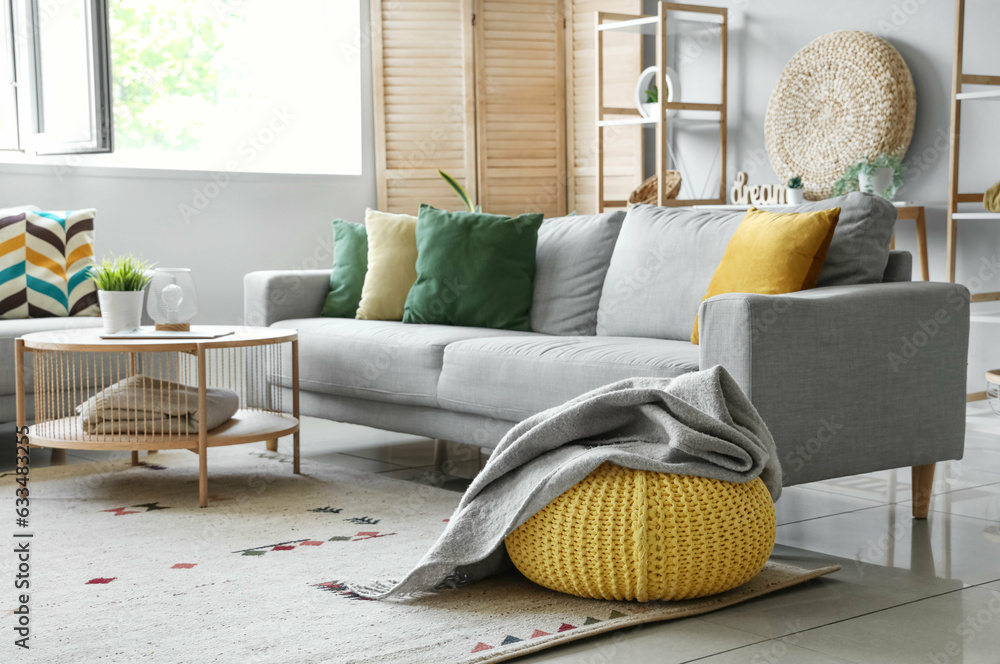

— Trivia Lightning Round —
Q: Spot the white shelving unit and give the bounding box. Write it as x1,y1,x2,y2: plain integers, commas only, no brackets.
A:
596,11,723,35
955,90,1000,101
945,0,1000,401
595,2,728,210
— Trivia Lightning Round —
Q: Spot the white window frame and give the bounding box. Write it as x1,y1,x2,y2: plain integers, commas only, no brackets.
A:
1,0,20,150
9,0,113,155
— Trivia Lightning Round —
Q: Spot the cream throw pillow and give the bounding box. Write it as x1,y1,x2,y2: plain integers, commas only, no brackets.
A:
356,209,419,320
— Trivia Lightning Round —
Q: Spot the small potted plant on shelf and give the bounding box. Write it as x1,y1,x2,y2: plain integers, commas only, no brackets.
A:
786,175,804,205
89,254,155,334
832,153,906,200
642,85,658,120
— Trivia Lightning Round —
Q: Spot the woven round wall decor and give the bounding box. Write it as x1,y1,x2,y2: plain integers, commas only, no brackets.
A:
765,30,916,201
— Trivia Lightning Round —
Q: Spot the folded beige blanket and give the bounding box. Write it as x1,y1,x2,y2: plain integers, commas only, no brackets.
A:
76,375,240,435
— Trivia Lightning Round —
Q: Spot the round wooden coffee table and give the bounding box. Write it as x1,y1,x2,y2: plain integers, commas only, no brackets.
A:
14,326,300,507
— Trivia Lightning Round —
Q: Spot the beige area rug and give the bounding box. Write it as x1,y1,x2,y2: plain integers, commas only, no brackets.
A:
0,448,838,663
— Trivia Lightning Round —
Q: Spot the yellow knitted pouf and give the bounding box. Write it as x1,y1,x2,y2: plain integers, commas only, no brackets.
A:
505,462,776,602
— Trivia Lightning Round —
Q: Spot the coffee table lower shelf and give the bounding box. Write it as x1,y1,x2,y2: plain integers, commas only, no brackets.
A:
27,409,300,507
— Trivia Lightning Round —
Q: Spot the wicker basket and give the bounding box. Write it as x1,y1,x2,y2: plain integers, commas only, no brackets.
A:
505,462,776,602
627,171,682,207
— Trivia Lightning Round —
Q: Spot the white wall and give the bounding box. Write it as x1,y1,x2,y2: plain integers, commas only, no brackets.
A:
648,0,1000,391
0,1,377,327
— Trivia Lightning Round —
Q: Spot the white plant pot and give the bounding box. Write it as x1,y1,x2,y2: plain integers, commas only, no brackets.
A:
858,168,895,199
98,290,145,334
786,188,804,205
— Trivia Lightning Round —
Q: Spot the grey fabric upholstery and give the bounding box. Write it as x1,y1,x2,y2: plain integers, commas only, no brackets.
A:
883,250,912,283
437,336,699,421
244,270,333,327
245,211,968,493
781,193,898,287
698,282,970,485
596,193,897,340
0,317,103,407
282,388,516,448
596,204,743,340
276,318,535,407
0,391,79,426
532,211,625,336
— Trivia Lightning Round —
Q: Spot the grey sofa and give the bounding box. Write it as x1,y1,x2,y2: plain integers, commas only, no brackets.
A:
244,193,969,518
0,317,103,426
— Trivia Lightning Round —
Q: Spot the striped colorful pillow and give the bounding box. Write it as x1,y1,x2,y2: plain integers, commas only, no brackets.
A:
0,209,99,318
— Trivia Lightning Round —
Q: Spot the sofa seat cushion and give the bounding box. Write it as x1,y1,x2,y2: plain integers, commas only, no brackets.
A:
278,318,538,407
437,336,699,421
0,317,103,398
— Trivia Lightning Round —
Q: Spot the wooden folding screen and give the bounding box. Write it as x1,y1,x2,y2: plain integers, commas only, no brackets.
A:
373,0,642,216
371,0,478,214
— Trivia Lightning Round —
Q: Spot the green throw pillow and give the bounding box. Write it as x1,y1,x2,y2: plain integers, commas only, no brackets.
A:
403,204,543,331
320,219,368,318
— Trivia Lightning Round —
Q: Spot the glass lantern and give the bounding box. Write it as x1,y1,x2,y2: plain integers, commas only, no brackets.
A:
146,268,199,331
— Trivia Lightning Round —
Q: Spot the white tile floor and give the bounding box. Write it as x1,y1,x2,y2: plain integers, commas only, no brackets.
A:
6,405,1000,663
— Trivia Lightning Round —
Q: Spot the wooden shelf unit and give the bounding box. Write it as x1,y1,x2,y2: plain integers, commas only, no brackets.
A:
595,3,728,211
946,0,1000,400
946,0,1000,291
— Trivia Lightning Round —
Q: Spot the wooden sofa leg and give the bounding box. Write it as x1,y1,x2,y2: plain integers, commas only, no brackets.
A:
912,463,936,519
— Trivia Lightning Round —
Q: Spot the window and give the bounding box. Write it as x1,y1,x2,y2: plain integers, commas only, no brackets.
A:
4,0,112,154
1,1,19,149
1,0,362,175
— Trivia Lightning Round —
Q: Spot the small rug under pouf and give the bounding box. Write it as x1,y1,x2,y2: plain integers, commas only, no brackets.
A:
0,448,838,663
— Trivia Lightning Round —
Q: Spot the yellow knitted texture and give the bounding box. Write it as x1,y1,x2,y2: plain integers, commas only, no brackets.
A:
505,463,776,602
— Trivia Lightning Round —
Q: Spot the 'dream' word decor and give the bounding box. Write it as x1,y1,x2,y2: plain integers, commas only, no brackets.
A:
730,172,788,206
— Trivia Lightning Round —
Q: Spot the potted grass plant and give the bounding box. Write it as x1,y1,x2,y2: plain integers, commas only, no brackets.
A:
89,254,155,334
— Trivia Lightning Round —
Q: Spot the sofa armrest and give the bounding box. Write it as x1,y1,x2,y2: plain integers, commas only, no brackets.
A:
698,282,970,485
244,270,332,327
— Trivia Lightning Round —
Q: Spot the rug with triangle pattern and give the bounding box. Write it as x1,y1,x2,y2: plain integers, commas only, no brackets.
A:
0,447,837,663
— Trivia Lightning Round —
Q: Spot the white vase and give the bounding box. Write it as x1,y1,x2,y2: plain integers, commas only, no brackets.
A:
98,291,145,334
786,188,804,205
858,167,895,199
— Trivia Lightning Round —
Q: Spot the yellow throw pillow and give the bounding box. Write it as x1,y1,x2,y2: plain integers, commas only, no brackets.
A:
356,209,419,321
691,206,841,345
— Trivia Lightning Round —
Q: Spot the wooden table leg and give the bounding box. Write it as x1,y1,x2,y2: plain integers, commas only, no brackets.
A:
292,339,300,475
131,451,139,466
266,439,278,452
915,207,930,281
197,344,209,507
50,449,66,465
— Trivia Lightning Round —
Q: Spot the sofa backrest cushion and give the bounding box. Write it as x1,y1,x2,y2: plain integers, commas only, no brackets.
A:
883,250,912,283
596,192,897,340
532,210,625,336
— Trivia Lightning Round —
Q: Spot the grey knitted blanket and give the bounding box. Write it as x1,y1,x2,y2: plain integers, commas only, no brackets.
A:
360,365,781,600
